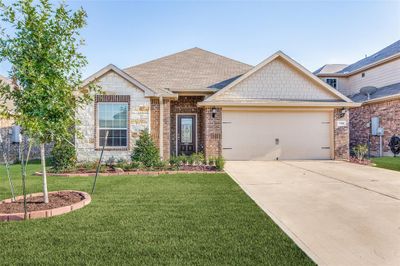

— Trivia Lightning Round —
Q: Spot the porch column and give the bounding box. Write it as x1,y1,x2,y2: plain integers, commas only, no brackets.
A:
159,97,164,159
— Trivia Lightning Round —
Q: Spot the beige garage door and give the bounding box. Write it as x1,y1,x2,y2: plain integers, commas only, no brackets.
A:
222,110,332,160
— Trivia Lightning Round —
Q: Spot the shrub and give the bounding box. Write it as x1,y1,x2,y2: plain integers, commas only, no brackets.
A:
179,155,188,165
105,156,117,169
169,156,180,169
131,130,160,168
50,141,77,173
352,144,368,161
215,156,225,171
192,153,204,165
187,155,195,165
208,157,215,166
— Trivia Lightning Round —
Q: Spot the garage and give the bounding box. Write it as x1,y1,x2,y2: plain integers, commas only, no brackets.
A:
222,110,333,160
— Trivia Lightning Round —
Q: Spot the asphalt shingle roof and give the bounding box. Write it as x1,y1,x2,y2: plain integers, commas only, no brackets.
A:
313,64,348,75
124,48,253,92
338,40,400,74
351,82,400,102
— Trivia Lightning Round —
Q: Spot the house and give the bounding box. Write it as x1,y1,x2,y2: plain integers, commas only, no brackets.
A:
315,40,400,156
0,75,20,162
78,48,358,162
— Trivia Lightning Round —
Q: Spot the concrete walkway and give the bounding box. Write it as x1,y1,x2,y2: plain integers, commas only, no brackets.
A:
225,160,400,266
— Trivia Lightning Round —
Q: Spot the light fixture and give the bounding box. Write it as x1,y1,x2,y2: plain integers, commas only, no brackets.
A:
340,108,347,118
212,107,217,118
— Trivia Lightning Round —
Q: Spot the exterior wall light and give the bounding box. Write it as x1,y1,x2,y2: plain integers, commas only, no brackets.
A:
212,107,217,118
340,108,347,118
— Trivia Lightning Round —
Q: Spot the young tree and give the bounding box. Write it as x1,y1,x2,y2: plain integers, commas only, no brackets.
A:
0,0,97,203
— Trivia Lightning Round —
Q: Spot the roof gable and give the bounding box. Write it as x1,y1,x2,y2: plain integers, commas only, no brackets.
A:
81,64,175,97
124,48,253,92
205,51,352,103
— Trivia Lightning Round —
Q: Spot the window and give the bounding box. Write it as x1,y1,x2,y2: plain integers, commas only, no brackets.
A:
361,72,365,78
98,102,128,147
325,78,337,89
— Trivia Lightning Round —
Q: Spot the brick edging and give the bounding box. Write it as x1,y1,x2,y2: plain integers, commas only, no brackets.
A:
0,190,91,222
36,170,224,177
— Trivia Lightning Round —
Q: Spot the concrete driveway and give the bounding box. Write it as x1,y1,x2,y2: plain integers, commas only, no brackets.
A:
225,160,400,266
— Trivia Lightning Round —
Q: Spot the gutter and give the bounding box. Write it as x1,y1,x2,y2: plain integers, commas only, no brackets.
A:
198,101,361,108
361,93,400,105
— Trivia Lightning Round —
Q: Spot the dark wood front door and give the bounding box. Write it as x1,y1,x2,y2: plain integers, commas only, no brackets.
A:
177,115,196,155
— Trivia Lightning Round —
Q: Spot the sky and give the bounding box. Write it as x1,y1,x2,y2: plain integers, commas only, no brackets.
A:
0,0,399,78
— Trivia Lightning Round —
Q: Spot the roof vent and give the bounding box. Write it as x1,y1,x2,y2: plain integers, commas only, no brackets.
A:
360,86,378,100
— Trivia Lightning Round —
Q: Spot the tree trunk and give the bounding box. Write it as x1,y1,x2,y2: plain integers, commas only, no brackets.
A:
40,143,49,203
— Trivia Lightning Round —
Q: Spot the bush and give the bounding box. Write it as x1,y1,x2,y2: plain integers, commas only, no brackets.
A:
50,141,77,173
169,156,180,170
215,156,225,171
352,144,368,161
187,155,195,165
192,153,204,165
208,157,215,166
131,130,160,168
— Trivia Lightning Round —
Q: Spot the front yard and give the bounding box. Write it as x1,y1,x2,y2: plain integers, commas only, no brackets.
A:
0,163,313,265
372,157,400,172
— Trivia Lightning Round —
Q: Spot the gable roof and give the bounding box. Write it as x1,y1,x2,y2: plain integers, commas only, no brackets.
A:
124,48,253,92
81,64,176,98
315,40,400,76
313,64,348,75
202,51,354,106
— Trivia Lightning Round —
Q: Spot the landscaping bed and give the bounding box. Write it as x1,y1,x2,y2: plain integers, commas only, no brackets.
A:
0,190,91,221
0,191,84,213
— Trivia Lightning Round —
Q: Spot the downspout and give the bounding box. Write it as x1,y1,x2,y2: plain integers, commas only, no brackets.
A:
159,96,164,160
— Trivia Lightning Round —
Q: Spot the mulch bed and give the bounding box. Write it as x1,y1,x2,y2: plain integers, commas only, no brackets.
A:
349,157,371,165
0,191,85,214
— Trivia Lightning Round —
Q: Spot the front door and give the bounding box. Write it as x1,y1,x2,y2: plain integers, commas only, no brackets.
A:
177,115,196,155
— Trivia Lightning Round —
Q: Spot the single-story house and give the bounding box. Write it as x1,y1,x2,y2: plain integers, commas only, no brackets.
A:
315,40,400,156
78,48,359,162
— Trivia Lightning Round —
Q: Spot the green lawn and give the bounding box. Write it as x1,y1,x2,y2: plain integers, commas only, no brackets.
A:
0,163,313,265
372,156,400,172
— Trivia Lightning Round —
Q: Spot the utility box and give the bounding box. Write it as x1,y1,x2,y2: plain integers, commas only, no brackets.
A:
11,125,21,143
371,117,380,136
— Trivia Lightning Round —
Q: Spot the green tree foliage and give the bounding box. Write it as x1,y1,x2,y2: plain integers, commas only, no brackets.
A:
50,141,77,173
0,0,98,202
131,130,160,168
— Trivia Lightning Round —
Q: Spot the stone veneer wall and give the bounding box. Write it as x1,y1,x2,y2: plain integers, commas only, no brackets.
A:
203,107,222,158
76,71,150,162
334,108,350,160
350,99,400,156
150,98,170,160
0,119,52,163
170,96,204,156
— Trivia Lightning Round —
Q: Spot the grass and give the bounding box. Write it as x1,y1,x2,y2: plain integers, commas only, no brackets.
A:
371,156,400,172
0,163,313,265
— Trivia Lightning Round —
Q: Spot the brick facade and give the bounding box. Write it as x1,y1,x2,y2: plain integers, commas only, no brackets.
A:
334,108,350,160
350,99,400,156
150,98,171,159
203,107,222,158
170,96,205,156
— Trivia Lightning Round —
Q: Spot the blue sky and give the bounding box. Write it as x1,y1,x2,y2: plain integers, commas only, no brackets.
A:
1,0,399,78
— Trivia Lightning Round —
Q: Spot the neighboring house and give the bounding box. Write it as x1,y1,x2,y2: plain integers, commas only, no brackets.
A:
315,40,400,156
78,48,358,162
0,75,21,163
0,75,50,163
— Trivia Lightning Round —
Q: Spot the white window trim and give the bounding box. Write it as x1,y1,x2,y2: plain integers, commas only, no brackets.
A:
325,78,338,89
97,102,129,149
